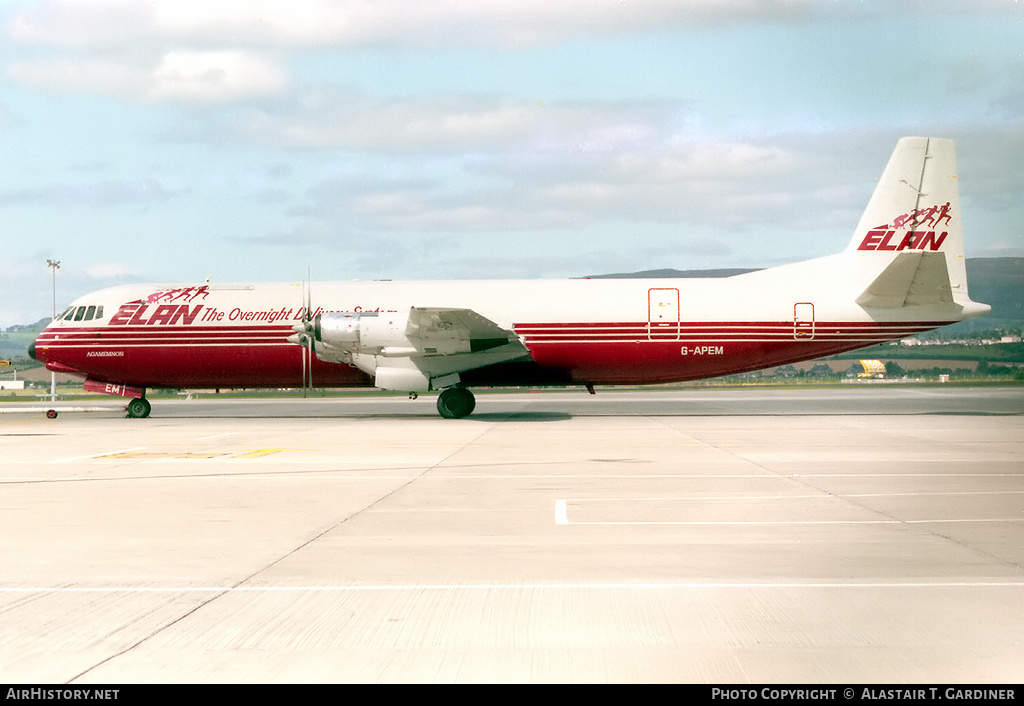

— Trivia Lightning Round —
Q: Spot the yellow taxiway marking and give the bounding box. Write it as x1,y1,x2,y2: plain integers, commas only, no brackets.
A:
50,447,147,463
233,448,303,459
97,448,305,460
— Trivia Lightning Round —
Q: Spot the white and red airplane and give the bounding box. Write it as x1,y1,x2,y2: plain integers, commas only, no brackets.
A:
30,137,990,419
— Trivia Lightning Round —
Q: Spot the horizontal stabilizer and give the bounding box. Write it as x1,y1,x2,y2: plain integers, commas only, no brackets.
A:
855,251,954,309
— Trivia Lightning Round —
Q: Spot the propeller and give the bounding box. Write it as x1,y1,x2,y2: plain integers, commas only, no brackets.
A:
290,270,316,397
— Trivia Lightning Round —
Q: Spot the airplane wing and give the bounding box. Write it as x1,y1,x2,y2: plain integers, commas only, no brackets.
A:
405,306,524,354
377,306,532,391
308,305,531,392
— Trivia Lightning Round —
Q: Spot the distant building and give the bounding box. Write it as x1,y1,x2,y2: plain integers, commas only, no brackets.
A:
858,360,886,378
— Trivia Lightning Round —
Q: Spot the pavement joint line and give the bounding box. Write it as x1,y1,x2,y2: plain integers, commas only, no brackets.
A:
65,419,504,682
559,491,1024,502
555,500,1024,526
560,519,1024,525
3,582,1024,593
6,472,1024,485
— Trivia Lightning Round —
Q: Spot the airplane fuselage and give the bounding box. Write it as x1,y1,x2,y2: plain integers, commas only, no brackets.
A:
32,265,957,392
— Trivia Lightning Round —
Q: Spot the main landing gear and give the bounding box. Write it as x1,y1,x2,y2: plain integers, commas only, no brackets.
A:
436,387,475,419
126,396,151,419
118,388,473,419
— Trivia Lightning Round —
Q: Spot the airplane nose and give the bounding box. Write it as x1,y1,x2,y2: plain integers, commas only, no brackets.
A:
27,341,36,360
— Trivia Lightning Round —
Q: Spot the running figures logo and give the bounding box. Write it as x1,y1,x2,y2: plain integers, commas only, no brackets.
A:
857,202,953,252
142,285,211,304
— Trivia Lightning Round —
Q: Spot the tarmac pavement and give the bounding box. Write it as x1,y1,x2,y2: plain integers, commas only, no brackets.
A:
1,386,1022,683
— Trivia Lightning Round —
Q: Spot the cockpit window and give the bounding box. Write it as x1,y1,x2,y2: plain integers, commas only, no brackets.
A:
57,305,104,323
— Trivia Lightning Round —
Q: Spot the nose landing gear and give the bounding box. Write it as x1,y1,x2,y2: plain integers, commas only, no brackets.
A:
126,397,151,419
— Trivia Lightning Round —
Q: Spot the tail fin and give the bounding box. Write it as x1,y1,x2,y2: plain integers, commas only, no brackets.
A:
847,137,988,318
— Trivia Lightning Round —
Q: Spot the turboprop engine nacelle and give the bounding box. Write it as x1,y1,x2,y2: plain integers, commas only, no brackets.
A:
302,311,468,392
314,311,363,348
313,311,412,354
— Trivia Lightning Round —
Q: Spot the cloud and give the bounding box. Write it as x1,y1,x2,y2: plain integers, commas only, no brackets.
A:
2,1,834,51
178,89,683,154
0,101,16,130
84,262,140,279
7,1,1019,109
0,177,187,207
280,132,877,243
8,1,1013,52
151,51,288,103
7,50,288,104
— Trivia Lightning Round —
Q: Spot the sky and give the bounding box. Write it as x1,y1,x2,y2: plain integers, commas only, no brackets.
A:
1,0,1022,327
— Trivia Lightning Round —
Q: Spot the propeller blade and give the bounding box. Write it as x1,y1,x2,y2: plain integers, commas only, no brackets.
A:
301,279,308,398
306,269,314,392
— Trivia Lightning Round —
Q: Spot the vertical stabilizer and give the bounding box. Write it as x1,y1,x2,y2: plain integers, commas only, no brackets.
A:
847,137,971,306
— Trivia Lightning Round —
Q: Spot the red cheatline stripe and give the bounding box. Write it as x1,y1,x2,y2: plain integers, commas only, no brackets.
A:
36,326,291,338
37,325,290,334
35,320,953,348
513,320,955,329
44,332,288,341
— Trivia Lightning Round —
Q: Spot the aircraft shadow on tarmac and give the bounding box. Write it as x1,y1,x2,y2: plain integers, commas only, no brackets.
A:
7,407,1023,421
37,408,579,422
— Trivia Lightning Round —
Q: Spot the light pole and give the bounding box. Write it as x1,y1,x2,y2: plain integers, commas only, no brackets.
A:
46,259,60,402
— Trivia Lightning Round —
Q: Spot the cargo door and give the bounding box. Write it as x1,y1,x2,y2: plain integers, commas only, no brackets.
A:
794,302,815,339
648,288,680,340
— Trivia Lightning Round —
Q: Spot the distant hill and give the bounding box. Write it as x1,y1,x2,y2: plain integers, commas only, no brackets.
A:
0,335,35,360
588,267,760,279
0,318,49,360
5,317,51,334
947,257,1024,334
591,257,1024,334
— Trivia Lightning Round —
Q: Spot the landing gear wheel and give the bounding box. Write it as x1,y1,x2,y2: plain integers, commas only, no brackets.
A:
46,409,58,419
436,387,475,419
126,398,151,419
